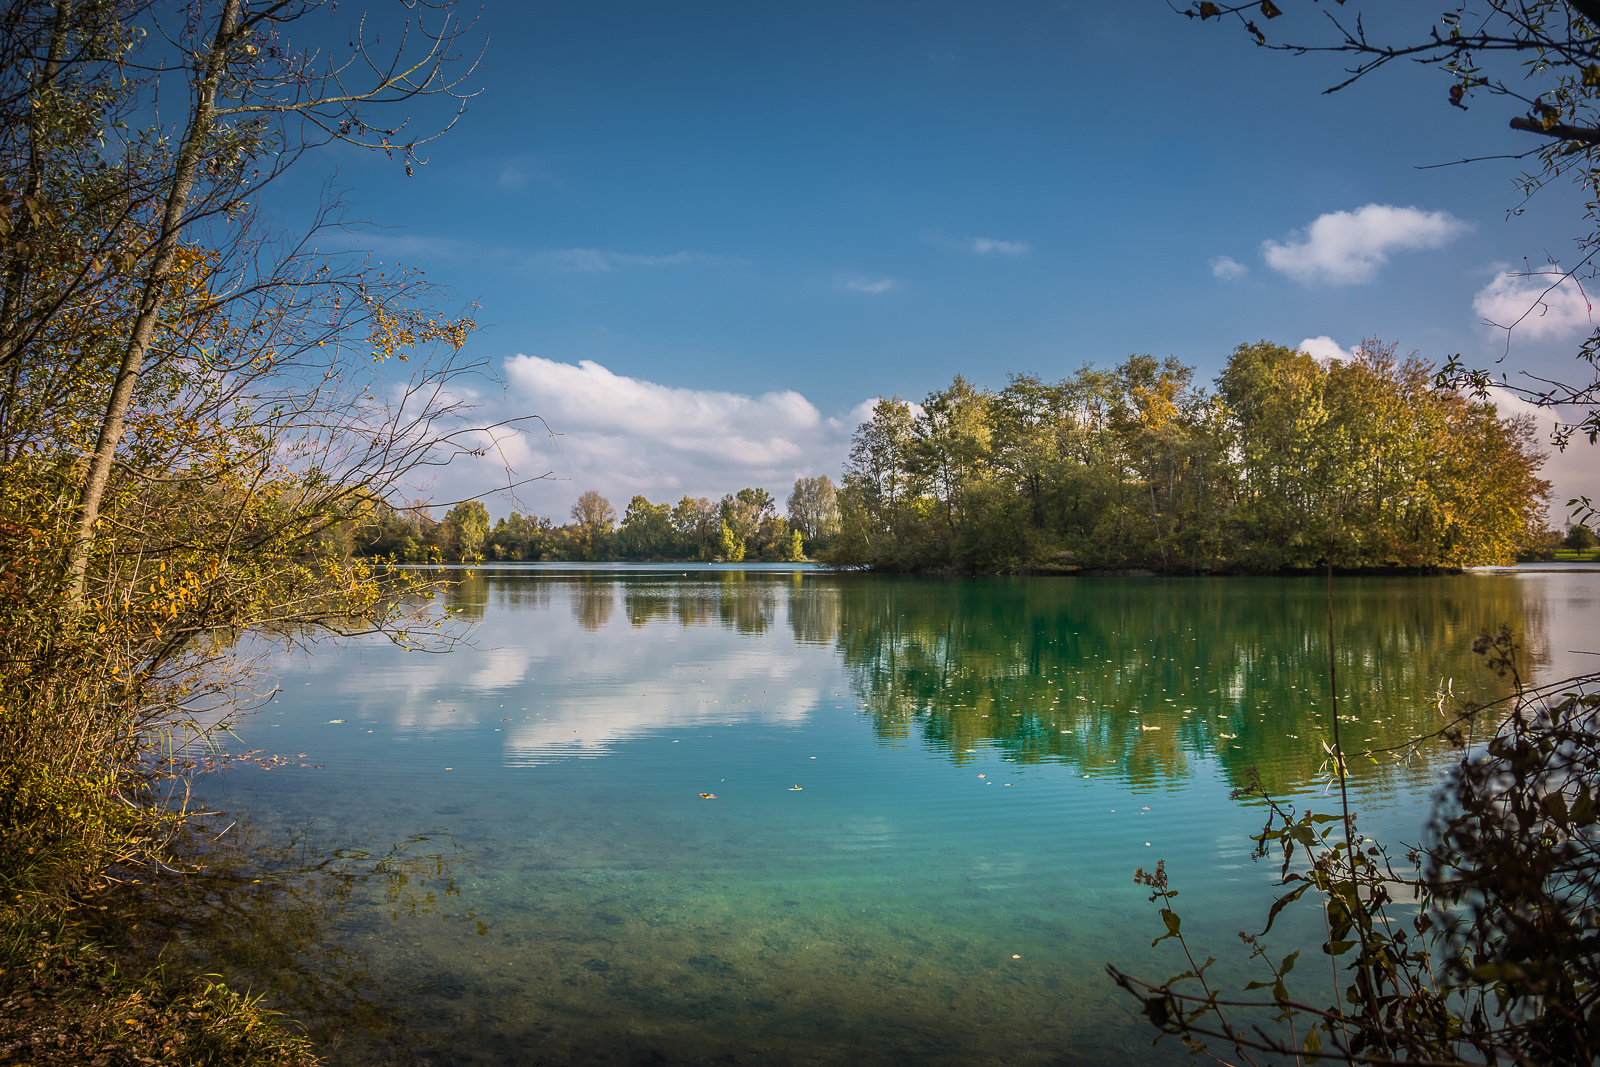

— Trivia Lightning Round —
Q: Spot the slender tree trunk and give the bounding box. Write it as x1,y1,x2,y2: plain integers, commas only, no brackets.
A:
64,0,241,603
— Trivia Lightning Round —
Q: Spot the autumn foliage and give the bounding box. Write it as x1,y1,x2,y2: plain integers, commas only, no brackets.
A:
825,341,1550,573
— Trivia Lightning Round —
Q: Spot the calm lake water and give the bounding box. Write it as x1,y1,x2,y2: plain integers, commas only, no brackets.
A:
172,566,1600,1066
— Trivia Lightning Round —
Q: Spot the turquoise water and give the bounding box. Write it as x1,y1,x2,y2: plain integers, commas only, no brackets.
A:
180,567,1600,1065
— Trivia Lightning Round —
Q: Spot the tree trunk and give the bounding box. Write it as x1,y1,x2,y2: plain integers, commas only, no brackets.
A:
64,0,241,603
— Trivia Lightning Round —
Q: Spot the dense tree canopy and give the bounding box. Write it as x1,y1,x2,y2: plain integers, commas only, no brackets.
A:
823,341,1550,573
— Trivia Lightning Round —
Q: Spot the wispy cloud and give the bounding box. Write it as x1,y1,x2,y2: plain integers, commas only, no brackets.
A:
1210,255,1248,281
839,276,897,294
493,157,551,191
1262,204,1471,286
526,248,719,273
969,237,1030,256
922,230,1031,256
1473,266,1594,340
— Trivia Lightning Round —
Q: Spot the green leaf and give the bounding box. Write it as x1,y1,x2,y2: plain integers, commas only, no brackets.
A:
1152,908,1183,946
1304,1024,1323,1062
1324,938,1356,956
1260,0,1283,17
1198,1,1221,17
1573,787,1595,826
1260,881,1311,936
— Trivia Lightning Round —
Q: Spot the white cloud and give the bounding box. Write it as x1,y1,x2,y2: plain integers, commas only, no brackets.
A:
969,237,1031,256
440,356,870,517
1485,386,1599,526
921,230,1031,256
1296,335,1359,365
1472,267,1594,340
527,248,713,273
1210,255,1248,281
1262,204,1470,286
840,276,897,293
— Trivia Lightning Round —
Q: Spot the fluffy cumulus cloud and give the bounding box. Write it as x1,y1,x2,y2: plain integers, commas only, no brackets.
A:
1262,204,1471,286
1210,255,1248,281
437,356,875,518
1472,268,1594,340
1296,335,1360,364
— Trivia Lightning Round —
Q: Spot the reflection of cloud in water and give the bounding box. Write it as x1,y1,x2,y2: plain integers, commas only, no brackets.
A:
291,577,832,759
503,642,819,764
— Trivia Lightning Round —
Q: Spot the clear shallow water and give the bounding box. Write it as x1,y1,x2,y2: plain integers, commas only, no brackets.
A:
178,569,1600,1066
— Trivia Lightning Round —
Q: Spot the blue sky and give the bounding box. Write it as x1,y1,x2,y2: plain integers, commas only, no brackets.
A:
281,1,1599,519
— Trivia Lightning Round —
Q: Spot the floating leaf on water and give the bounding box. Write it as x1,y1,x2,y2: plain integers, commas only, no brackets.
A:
699,792,717,799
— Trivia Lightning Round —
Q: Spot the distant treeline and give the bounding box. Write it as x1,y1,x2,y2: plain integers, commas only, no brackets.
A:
353,340,1551,572
354,479,842,563
816,341,1551,573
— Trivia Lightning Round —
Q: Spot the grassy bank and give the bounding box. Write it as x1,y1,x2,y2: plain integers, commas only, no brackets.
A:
0,780,320,1066
0,913,318,1066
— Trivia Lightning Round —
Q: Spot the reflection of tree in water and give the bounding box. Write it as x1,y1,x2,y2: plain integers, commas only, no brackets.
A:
96,818,484,1066
624,585,672,627
442,572,489,622
612,574,778,634
824,577,1538,792
713,572,777,634
487,574,553,613
788,575,839,647
570,578,616,631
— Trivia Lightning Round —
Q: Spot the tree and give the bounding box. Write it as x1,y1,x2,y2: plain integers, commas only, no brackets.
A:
0,0,481,600
571,490,617,532
832,396,918,564
443,500,490,561
618,495,674,558
720,488,774,547
717,519,746,562
910,374,992,535
569,490,616,560
671,495,720,560
788,474,840,542
1567,523,1599,549
1183,1,1600,494
0,0,502,921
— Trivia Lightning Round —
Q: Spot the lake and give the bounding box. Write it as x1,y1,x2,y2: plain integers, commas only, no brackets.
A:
168,566,1600,1066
